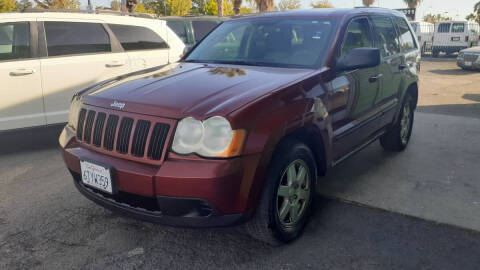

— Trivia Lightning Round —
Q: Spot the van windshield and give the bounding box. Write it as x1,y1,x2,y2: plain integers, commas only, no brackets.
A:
184,18,337,69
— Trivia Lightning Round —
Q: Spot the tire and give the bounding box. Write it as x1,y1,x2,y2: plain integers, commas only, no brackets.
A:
432,49,439,58
380,92,415,151
245,139,316,245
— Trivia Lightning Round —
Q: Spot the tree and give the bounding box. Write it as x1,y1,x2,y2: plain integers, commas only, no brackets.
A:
239,5,251,14
135,2,153,12
311,0,332,8
423,13,452,24
277,0,299,11
144,0,168,16
33,0,79,9
217,0,222,16
167,0,191,15
190,0,206,14
362,0,374,7
0,0,16,12
205,0,233,15
16,0,32,11
403,0,421,8
466,1,480,23
254,0,273,12
110,0,121,10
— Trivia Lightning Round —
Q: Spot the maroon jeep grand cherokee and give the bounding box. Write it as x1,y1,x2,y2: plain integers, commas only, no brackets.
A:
60,9,419,244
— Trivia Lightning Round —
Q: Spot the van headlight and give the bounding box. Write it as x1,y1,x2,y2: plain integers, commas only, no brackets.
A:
172,116,246,158
68,96,82,130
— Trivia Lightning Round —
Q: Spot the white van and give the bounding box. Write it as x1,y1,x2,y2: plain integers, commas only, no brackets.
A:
0,12,185,131
410,21,434,54
432,21,480,57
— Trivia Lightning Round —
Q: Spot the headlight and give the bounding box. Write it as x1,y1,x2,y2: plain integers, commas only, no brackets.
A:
172,116,246,158
68,96,82,130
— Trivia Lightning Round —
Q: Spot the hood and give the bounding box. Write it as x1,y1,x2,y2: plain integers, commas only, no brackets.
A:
461,46,480,53
82,63,315,119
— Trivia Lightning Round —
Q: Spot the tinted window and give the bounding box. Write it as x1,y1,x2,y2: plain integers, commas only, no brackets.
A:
109,24,168,51
411,23,418,32
438,23,451,33
395,18,416,51
0,22,30,61
341,18,373,57
45,22,110,57
185,18,337,68
371,16,400,57
166,20,187,43
192,20,219,43
452,23,465,33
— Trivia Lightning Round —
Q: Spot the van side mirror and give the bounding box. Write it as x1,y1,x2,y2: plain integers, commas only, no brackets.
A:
335,48,381,72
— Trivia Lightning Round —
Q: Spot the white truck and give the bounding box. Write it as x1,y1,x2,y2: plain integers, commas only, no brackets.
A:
410,21,434,55
432,21,480,57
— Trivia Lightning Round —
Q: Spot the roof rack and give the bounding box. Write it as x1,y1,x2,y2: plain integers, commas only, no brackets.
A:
22,8,156,19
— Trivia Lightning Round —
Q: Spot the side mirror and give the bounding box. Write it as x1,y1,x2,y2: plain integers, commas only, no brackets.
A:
335,48,381,72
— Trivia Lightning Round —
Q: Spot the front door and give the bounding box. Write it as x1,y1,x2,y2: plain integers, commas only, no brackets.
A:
332,17,381,161
0,20,45,131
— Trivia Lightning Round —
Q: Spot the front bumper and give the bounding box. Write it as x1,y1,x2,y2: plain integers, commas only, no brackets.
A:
60,126,260,228
457,56,480,70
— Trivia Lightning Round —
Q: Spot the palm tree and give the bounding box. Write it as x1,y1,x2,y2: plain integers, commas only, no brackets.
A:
475,1,480,12
217,0,223,16
403,0,421,8
255,0,273,12
362,0,375,7
233,0,241,14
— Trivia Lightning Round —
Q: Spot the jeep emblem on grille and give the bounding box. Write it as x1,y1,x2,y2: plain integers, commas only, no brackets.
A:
110,101,125,110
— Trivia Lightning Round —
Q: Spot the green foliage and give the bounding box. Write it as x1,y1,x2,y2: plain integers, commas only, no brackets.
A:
143,0,169,16
423,13,452,24
190,0,206,14
0,0,17,12
277,0,300,11
33,0,79,9
16,0,32,11
311,0,333,8
204,0,233,15
135,2,153,13
167,0,191,15
239,5,251,14
466,1,480,23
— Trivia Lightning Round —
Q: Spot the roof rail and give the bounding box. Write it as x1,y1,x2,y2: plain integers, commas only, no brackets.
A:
22,8,156,19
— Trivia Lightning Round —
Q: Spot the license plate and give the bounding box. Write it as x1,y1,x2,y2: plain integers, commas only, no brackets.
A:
452,37,460,41
465,61,472,67
80,160,113,194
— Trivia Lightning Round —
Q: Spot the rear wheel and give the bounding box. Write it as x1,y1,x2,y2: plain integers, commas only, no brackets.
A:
380,92,415,151
246,139,316,245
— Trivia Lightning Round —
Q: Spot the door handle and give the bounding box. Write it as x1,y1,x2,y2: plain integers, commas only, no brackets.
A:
398,64,408,70
369,73,383,83
9,68,35,76
105,61,125,68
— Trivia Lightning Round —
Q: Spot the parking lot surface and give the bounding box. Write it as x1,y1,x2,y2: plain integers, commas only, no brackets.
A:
1,58,479,269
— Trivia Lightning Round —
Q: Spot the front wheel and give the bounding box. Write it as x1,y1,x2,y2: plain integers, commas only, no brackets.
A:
246,139,316,245
380,92,415,151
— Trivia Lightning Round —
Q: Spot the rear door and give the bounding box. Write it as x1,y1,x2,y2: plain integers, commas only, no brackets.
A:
371,16,403,107
433,22,452,48
40,20,130,125
108,23,170,72
0,19,45,131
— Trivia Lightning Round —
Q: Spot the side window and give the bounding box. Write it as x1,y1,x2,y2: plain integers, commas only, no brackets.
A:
452,23,465,33
0,22,30,61
108,24,169,51
438,23,451,33
45,22,110,57
341,18,373,57
371,16,400,57
166,21,187,43
192,20,219,43
395,17,417,51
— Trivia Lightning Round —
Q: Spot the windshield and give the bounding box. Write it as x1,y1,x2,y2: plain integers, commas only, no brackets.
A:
184,18,337,69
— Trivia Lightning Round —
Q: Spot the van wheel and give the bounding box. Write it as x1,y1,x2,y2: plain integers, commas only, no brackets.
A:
245,139,316,245
432,49,439,57
380,92,415,151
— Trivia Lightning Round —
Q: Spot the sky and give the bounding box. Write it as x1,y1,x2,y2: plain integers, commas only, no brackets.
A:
81,0,478,21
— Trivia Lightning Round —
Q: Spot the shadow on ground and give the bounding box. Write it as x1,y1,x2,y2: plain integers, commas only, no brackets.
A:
417,103,480,119
0,125,63,155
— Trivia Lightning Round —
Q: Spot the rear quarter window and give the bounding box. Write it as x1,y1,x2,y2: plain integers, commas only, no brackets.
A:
108,24,169,51
0,22,30,61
